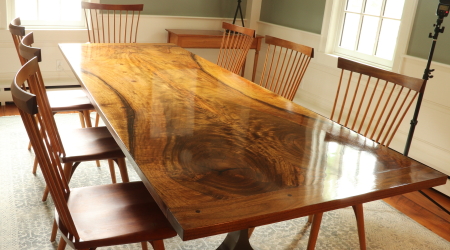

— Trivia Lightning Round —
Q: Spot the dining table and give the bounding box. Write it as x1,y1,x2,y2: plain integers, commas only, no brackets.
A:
59,43,447,250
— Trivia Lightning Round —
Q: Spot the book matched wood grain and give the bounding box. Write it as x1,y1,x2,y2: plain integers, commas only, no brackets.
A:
59,43,448,241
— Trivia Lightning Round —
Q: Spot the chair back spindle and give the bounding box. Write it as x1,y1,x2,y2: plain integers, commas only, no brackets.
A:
258,35,314,101
81,2,144,43
331,57,426,147
217,22,256,75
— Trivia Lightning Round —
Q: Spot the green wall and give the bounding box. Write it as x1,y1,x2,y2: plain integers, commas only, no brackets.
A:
408,0,450,64
100,0,246,18
260,0,326,34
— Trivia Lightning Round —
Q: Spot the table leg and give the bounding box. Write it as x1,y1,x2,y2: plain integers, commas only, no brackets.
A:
216,229,253,250
307,212,323,250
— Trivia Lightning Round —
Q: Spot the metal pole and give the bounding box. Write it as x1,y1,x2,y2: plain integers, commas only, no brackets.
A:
403,17,444,156
232,0,245,27
404,10,450,216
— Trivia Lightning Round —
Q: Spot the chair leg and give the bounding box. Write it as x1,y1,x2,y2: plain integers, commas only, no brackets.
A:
63,162,75,181
42,186,50,202
95,113,100,127
352,204,366,250
78,112,86,128
81,110,100,167
82,110,92,127
306,212,323,250
307,215,314,223
57,237,67,250
50,219,58,242
150,240,165,250
108,159,117,184
42,162,74,201
141,242,149,250
116,158,129,182
32,156,39,174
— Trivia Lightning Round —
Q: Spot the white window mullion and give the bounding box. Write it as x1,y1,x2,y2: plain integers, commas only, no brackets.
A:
371,0,387,56
354,13,364,51
326,0,414,70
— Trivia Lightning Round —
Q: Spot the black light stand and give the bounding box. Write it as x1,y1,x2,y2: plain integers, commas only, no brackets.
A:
232,0,245,27
404,1,450,216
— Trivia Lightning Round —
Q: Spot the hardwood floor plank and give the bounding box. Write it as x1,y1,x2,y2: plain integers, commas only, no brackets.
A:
422,189,450,210
402,191,450,221
2,103,19,116
384,191,450,242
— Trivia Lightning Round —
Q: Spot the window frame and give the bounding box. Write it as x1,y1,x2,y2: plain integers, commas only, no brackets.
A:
4,0,99,29
321,0,418,71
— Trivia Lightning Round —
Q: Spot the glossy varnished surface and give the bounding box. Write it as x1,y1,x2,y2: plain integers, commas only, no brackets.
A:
59,43,447,241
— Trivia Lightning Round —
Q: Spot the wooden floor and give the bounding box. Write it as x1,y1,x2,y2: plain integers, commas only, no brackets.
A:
1,103,449,242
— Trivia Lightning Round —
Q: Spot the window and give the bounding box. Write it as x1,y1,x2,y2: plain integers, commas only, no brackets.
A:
324,0,417,70
8,0,87,28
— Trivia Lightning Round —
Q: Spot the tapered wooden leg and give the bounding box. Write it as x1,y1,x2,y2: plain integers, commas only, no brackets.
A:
50,219,58,242
81,110,101,167
78,112,86,128
82,110,92,127
57,237,67,250
95,113,100,127
42,186,50,201
116,158,129,182
43,162,74,201
32,157,39,174
306,212,323,250
150,240,165,250
307,215,314,223
248,227,255,238
141,241,149,250
108,159,117,184
63,162,74,181
352,204,366,250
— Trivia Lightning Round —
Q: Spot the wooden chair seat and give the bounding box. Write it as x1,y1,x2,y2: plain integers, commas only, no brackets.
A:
57,181,177,249
47,90,93,112
59,127,125,163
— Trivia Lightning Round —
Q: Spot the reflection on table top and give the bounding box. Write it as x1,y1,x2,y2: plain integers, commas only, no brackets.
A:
59,43,447,241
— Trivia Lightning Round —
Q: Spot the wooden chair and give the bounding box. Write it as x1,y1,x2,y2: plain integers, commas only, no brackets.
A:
11,57,177,250
307,57,426,250
81,2,144,43
18,37,129,201
81,2,144,127
257,35,314,101
217,22,256,75
9,17,97,173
